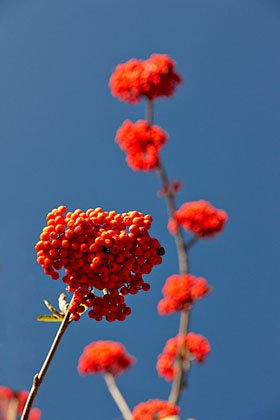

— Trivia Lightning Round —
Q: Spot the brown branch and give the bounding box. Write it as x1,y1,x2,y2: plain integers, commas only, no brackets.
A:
104,373,133,420
157,161,191,404
146,100,191,405
20,301,73,420
157,162,188,275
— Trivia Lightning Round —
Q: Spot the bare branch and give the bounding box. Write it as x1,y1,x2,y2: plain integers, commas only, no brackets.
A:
20,297,73,419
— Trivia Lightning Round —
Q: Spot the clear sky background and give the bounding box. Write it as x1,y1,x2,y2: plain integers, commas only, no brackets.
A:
0,1,279,419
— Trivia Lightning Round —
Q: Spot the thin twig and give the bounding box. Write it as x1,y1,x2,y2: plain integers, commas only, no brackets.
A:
20,301,73,420
145,100,191,405
104,373,133,420
146,99,154,125
157,161,188,275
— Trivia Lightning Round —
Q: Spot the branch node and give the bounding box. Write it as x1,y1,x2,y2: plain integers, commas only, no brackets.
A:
33,374,40,386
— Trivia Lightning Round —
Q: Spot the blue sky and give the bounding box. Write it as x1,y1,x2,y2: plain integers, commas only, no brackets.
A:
0,1,279,419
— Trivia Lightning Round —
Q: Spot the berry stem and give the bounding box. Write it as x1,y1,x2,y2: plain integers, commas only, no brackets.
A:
104,373,133,420
145,100,191,405
157,161,188,275
7,397,18,420
146,99,154,125
157,160,191,404
20,301,73,420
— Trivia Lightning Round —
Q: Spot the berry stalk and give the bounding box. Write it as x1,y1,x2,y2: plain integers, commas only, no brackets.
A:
157,160,191,405
7,397,18,420
147,100,191,405
104,373,132,420
20,304,73,420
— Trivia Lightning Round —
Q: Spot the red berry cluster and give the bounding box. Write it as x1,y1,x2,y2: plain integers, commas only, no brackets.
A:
116,120,167,171
35,206,163,322
78,341,134,377
132,399,180,420
0,386,41,419
158,274,210,315
109,54,182,103
168,200,228,237
157,333,210,381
